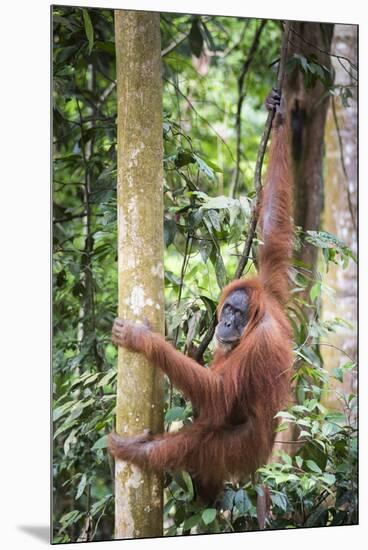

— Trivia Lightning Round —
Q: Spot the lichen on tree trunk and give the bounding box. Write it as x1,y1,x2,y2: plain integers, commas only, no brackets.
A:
114,10,164,539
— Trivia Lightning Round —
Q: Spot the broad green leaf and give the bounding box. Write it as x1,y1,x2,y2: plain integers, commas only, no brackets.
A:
165,406,185,423
322,473,336,485
82,9,94,55
183,512,202,530
92,434,108,450
201,196,235,210
202,508,217,525
271,492,288,512
306,460,322,474
234,489,252,514
193,154,215,180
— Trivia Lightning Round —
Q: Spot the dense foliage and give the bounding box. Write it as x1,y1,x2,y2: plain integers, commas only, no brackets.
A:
52,7,357,542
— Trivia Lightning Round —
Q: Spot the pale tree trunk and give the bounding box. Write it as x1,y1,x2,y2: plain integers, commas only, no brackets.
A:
114,10,164,539
322,24,357,406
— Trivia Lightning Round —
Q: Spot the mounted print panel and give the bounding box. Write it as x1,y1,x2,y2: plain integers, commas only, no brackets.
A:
52,5,358,543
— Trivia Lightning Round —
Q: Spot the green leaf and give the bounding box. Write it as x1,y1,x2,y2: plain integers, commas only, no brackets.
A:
271,492,288,512
310,282,321,302
82,9,94,55
202,508,217,525
92,434,108,450
165,406,185,423
53,401,73,422
60,510,82,528
183,512,202,530
275,411,296,421
76,473,87,500
322,473,336,485
174,149,195,168
294,53,309,72
206,209,221,231
222,488,236,509
295,455,303,468
97,371,116,388
181,471,194,499
202,196,235,210
164,218,177,247
234,489,252,514
94,40,115,55
199,240,212,263
201,157,222,173
211,248,227,289
90,495,112,516
322,422,340,437
306,459,322,474
64,428,77,455
305,230,356,264
83,373,99,386
193,154,215,180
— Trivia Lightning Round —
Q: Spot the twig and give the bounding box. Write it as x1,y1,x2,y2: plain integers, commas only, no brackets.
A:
195,21,292,363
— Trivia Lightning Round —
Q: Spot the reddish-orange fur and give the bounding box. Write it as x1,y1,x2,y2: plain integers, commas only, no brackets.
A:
108,103,293,503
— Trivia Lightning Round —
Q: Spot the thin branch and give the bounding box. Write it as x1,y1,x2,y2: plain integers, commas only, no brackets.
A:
161,15,214,58
53,212,87,224
235,20,291,279
96,80,116,109
331,96,357,233
206,19,250,58
315,341,356,363
165,77,235,162
195,21,292,363
161,30,191,57
231,20,268,197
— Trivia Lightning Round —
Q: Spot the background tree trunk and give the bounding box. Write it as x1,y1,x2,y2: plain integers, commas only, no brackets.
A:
114,10,164,539
322,24,358,406
274,22,334,457
285,22,334,273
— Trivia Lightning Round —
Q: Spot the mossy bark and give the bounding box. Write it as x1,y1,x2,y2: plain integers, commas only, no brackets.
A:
114,10,164,539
